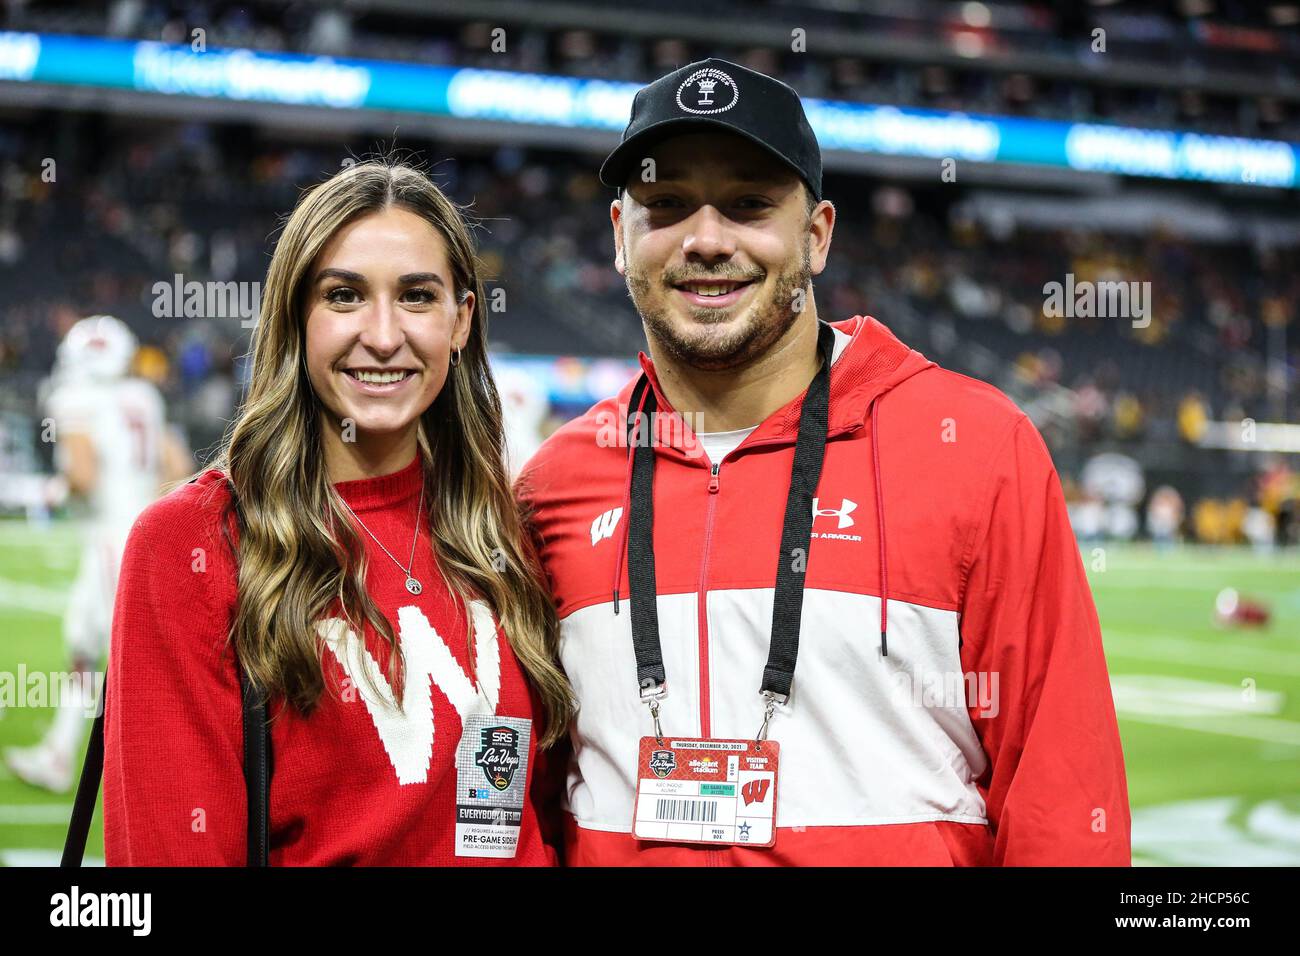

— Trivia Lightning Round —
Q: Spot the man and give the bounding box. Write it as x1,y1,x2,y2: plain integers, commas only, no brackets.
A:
516,59,1130,865
5,315,191,792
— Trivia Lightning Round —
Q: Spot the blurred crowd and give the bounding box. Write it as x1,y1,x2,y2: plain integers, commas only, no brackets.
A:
7,0,1300,141
0,113,1297,543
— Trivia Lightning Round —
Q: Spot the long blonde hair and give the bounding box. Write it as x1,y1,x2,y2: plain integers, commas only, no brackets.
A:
212,159,573,747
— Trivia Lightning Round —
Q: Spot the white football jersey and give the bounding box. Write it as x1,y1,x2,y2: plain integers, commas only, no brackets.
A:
46,376,167,532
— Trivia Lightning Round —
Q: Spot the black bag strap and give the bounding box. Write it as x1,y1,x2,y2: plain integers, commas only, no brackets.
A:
240,667,271,867
60,658,272,866
59,685,104,868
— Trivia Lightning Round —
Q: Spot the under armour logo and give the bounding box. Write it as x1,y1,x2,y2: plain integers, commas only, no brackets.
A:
812,497,857,530
741,778,771,806
591,506,624,545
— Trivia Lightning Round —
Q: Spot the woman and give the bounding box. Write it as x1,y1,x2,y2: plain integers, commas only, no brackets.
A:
102,159,573,865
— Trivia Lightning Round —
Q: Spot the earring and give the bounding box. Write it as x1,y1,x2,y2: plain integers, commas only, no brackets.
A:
450,346,462,368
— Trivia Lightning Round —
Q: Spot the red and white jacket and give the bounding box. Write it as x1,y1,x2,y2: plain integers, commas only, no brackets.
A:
516,316,1131,866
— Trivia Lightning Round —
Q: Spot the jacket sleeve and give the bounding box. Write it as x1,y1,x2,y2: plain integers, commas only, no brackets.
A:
957,416,1131,866
103,491,249,865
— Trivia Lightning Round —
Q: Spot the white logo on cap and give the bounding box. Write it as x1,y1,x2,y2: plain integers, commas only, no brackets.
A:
676,67,739,115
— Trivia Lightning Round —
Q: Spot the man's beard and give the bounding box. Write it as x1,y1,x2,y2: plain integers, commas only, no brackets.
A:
625,242,813,372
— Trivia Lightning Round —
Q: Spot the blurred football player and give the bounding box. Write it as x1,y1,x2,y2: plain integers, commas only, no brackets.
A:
4,315,192,791
495,362,550,482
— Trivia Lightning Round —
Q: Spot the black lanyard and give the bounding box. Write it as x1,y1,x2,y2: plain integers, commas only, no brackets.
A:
624,320,835,718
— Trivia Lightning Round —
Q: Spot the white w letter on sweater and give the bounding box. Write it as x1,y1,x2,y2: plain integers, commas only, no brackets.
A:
317,600,502,785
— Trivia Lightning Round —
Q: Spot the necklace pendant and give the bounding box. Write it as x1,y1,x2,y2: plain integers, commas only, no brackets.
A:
405,576,422,595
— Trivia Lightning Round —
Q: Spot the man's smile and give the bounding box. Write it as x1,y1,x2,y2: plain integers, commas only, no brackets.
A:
671,277,760,309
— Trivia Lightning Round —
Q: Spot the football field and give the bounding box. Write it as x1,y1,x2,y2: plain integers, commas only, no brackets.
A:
0,520,1296,866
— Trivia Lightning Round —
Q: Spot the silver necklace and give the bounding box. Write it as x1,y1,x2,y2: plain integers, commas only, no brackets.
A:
339,484,425,595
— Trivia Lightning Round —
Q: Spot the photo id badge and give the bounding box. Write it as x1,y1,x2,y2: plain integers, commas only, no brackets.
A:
455,715,532,859
632,736,779,847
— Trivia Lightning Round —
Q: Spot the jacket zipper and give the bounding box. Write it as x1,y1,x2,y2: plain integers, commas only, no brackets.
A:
690,429,856,740
697,460,721,739
700,460,723,867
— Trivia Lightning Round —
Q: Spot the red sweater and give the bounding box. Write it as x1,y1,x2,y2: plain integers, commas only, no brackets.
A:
104,453,557,866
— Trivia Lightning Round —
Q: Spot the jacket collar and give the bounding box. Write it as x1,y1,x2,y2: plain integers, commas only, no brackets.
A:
621,316,934,461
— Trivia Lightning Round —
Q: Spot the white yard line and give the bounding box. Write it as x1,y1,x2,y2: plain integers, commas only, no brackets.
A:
0,803,74,824
1105,632,1300,677
0,849,102,867
1110,674,1300,745
0,577,66,616
1118,711,1300,746
1132,797,1300,867
1090,576,1278,591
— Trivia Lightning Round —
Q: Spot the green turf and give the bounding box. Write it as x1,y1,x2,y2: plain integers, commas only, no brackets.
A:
1,522,1296,865
0,522,100,864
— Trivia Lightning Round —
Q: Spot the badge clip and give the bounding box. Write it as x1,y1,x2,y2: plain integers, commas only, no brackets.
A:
754,690,786,749
640,680,667,747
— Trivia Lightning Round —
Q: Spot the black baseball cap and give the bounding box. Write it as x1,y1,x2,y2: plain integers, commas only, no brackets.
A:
599,58,823,200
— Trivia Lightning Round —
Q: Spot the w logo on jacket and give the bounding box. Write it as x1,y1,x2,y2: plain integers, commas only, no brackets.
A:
590,506,624,545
